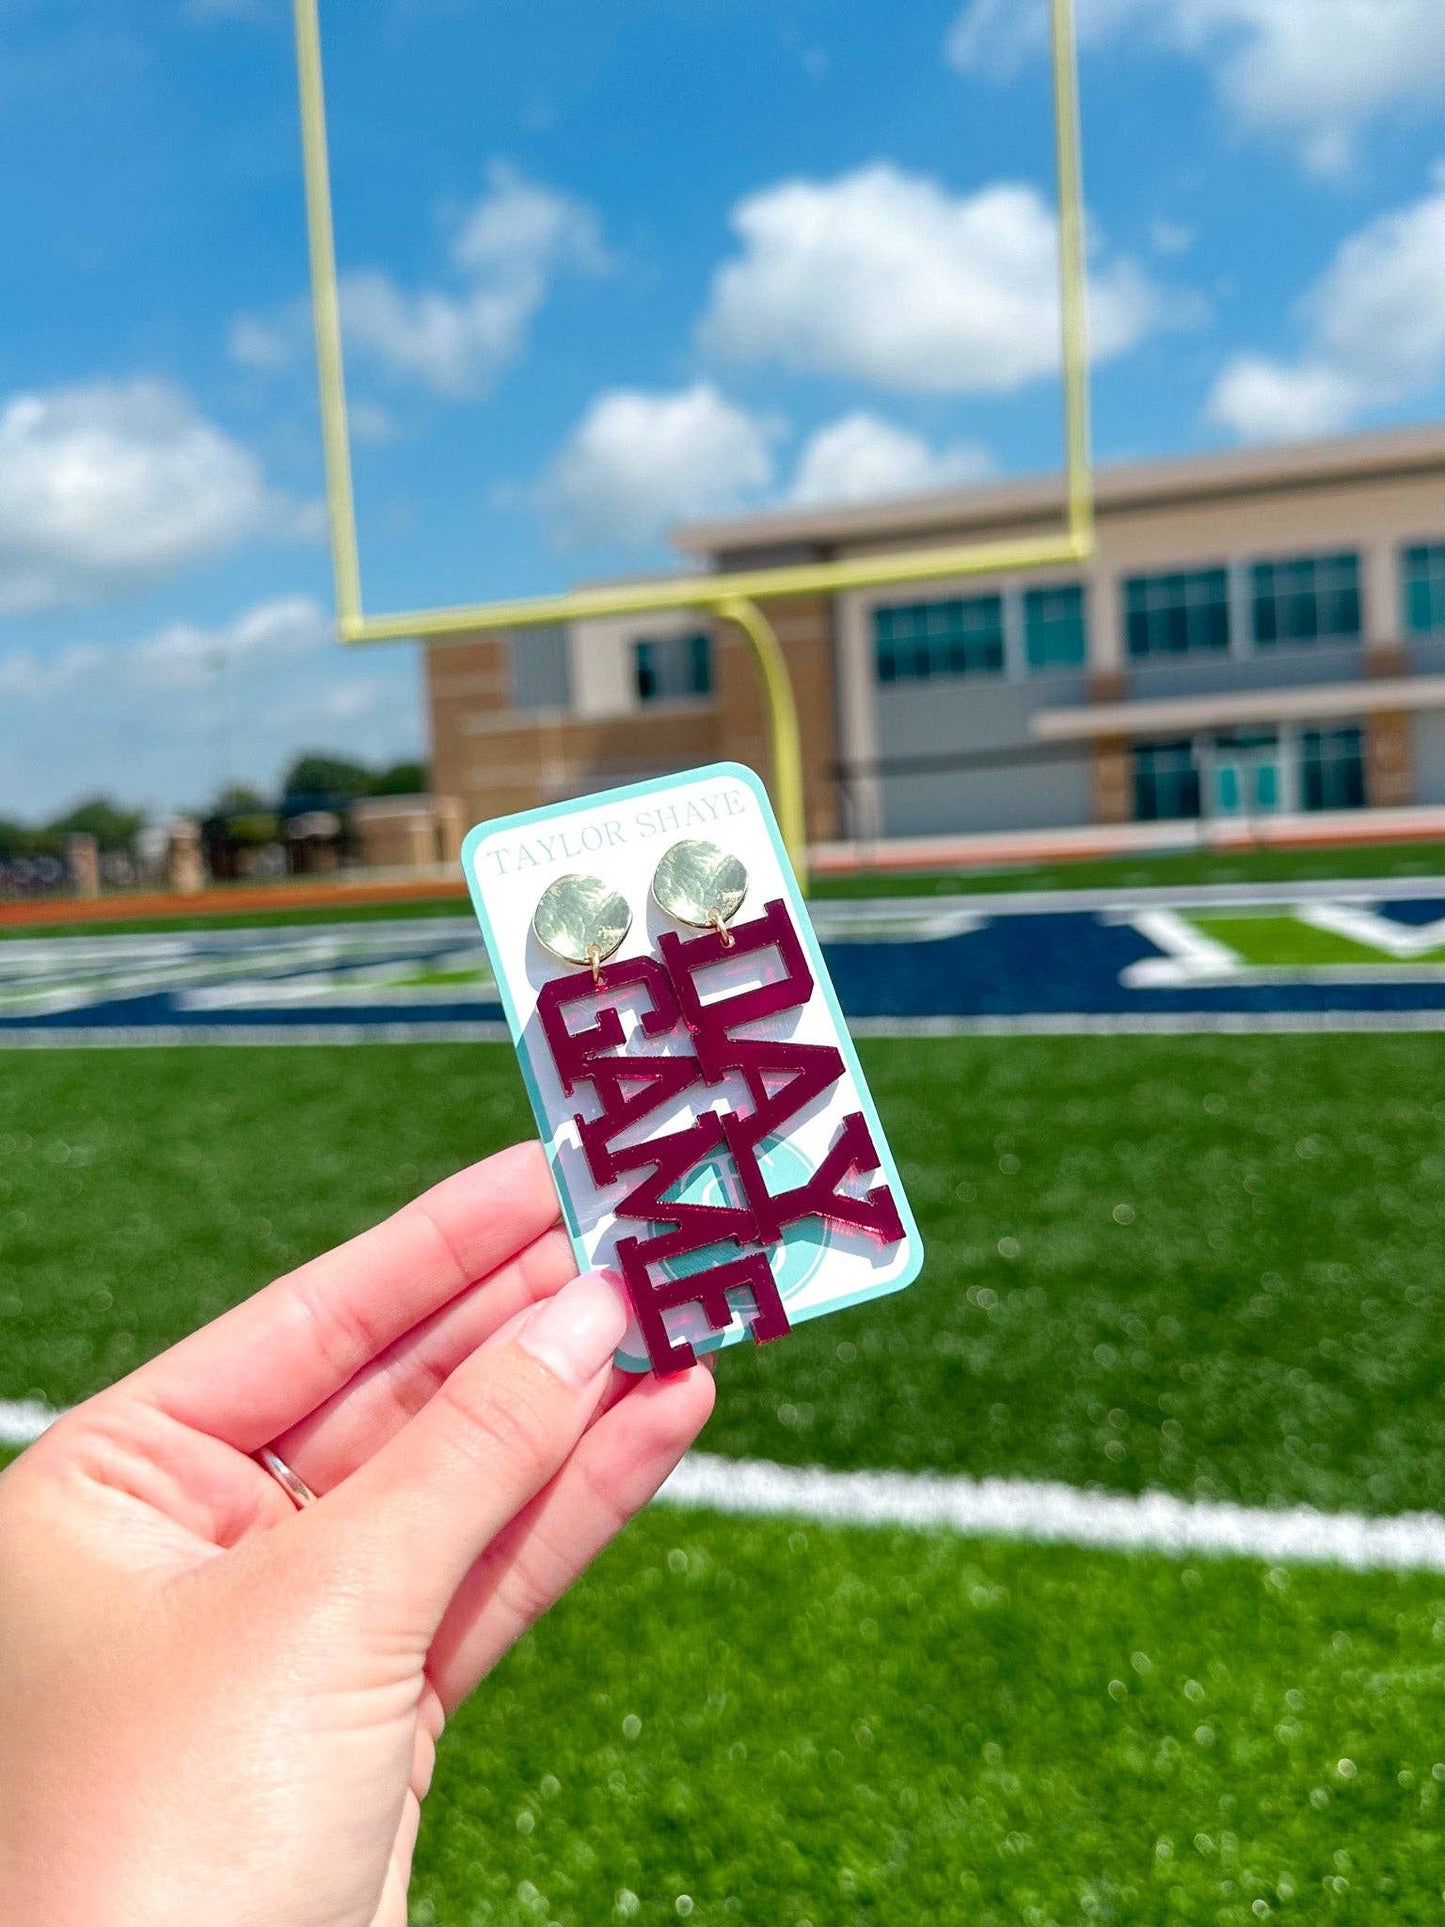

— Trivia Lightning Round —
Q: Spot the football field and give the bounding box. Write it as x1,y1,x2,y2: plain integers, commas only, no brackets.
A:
5,1027,1445,1922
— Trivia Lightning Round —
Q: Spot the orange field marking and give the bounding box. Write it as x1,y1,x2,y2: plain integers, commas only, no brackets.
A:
0,876,471,930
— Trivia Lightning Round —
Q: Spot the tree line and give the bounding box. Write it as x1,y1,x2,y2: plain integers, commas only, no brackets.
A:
0,752,429,860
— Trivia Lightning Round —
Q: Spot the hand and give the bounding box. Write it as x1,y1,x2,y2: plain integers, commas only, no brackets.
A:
0,1142,714,1927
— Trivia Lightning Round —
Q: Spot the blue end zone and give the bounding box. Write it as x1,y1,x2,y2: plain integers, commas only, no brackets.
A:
6,888,1445,1039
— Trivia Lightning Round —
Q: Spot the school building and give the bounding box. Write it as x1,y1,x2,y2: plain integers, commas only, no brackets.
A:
426,424,1445,849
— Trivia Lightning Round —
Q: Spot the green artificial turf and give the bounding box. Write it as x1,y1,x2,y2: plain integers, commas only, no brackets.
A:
0,1045,534,1407
719,1034,1445,1515
401,966,494,986
810,840,1445,900
8,1037,1445,1924
6,1037,1445,1517
409,1506,1445,1925
1193,915,1445,969
6,835,1445,943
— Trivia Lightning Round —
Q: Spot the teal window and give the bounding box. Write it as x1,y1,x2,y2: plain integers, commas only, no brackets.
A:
1132,740,1200,821
1251,552,1359,646
874,595,1004,684
1124,569,1229,657
1402,543,1445,636
1300,726,1365,811
1023,583,1087,669
634,633,711,704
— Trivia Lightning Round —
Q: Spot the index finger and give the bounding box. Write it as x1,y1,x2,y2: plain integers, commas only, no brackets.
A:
118,1140,561,1450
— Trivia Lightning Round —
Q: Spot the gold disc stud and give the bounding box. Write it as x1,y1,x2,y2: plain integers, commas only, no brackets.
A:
531,874,632,982
651,839,748,945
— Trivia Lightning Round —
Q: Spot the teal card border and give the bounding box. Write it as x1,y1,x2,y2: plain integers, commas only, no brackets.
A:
459,761,924,1365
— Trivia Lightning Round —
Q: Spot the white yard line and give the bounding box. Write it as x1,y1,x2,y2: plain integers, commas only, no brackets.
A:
1117,909,1245,988
847,1011,1445,1035
661,1456,1445,1572
0,1022,513,1048
1300,902,1445,956
818,877,1445,917
9,1011,1445,1048
6,1400,1444,1574
0,1402,58,1446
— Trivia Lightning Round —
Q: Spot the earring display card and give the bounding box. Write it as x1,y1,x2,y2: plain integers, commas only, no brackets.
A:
461,762,923,1374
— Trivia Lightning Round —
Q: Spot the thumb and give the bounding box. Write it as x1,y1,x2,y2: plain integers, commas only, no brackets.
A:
301,1267,630,1642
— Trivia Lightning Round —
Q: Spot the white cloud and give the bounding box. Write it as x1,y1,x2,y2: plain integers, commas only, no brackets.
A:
228,311,297,373
0,595,328,700
1206,357,1361,441
185,0,269,19
947,0,1445,175
0,644,105,701
700,163,1171,395
334,273,517,398
0,379,282,614
448,165,605,284
184,0,269,19
315,680,381,722
0,595,419,817
1207,167,1445,440
127,594,332,690
1306,171,1445,392
541,382,779,547
347,399,401,446
789,413,990,507
1150,219,1195,258
230,161,605,399
944,0,1068,78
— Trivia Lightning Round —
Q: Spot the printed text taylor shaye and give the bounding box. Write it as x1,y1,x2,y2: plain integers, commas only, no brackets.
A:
474,785,749,879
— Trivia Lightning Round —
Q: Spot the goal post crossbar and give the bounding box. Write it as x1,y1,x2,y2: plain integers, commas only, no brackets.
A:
291,0,1095,878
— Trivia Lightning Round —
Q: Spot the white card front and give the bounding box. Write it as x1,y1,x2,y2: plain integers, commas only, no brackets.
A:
462,762,923,1372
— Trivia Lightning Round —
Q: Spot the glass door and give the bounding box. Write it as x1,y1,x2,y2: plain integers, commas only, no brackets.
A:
1208,731,1283,816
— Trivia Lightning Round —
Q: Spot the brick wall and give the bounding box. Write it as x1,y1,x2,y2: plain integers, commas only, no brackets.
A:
1365,712,1413,807
712,597,840,841
428,633,512,816
1085,669,1132,824
1363,642,1414,807
427,612,842,838
427,630,723,827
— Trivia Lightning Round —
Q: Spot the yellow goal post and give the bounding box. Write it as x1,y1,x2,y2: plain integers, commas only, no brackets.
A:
291,0,1095,883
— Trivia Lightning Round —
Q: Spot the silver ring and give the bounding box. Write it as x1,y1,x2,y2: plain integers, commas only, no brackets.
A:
253,1446,318,1510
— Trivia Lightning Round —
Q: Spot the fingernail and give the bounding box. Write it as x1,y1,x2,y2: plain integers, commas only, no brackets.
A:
518,1269,629,1388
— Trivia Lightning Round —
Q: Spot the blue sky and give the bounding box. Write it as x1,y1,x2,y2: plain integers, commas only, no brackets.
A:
2,0,1444,818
